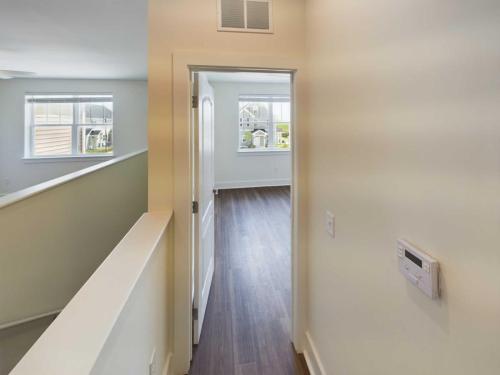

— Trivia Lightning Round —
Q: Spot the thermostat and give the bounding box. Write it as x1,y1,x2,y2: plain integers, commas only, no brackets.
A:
397,239,439,299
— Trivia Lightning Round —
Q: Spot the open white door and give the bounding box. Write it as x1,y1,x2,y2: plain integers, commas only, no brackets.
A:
192,72,215,344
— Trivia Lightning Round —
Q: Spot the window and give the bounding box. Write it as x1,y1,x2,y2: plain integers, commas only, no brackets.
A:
239,95,290,152
218,0,273,33
25,95,113,158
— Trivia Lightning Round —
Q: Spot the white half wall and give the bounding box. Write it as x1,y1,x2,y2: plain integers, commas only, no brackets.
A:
11,212,172,375
210,81,291,189
0,79,147,194
0,151,148,327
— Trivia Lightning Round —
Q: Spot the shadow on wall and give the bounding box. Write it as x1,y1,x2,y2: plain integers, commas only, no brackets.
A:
0,315,57,374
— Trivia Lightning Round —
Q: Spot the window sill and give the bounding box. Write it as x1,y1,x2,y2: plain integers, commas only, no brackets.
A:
23,155,114,164
237,148,290,155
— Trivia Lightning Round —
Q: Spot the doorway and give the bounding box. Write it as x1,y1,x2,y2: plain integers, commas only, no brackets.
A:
189,70,304,374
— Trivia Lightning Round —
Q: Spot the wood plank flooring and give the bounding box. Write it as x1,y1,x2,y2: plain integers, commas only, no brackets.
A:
189,187,308,375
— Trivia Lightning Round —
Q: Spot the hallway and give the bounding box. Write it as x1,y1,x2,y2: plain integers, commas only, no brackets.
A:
189,187,307,375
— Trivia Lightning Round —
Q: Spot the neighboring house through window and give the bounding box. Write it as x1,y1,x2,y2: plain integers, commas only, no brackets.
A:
25,94,114,158
238,94,290,152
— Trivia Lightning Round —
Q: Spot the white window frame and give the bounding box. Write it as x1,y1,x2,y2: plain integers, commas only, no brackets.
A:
217,0,274,34
238,94,290,153
24,94,114,160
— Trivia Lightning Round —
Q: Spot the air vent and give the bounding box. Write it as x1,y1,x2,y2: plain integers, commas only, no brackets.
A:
218,0,273,33
220,0,245,29
246,1,270,30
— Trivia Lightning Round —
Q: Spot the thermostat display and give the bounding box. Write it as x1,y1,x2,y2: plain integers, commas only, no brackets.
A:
397,239,439,299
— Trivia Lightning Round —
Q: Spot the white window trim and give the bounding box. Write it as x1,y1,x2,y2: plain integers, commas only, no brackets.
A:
24,93,115,159
237,148,290,155
22,155,113,164
217,0,274,34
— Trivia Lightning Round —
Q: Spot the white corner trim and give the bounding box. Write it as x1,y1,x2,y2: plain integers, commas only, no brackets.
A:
0,149,147,209
162,352,173,375
215,178,291,190
303,331,327,375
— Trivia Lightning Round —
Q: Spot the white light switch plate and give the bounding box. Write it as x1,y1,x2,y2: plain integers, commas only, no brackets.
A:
326,211,335,238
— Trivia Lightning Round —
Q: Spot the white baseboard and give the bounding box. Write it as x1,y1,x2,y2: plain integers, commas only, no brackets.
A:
215,178,291,190
303,331,326,375
162,352,173,375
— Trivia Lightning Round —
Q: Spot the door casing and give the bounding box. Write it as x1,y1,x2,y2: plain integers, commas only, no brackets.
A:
172,50,304,375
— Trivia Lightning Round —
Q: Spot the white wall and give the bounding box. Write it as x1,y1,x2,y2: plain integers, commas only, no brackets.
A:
303,1,500,374
90,220,171,375
0,79,147,194
210,81,291,189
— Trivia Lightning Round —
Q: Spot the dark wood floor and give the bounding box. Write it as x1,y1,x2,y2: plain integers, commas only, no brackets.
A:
189,187,308,375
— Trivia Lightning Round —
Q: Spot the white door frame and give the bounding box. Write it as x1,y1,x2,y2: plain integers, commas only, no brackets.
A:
172,51,305,375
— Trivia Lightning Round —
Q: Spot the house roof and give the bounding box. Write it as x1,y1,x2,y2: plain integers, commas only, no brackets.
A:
252,129,268,134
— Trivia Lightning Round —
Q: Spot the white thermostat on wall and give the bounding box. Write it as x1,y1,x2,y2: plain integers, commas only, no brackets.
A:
397,239,439,299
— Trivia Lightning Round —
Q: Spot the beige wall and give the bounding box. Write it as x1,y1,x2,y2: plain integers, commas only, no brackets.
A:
303,1,500,374
148,0,306,211
0,152,148,326
148,1,306,373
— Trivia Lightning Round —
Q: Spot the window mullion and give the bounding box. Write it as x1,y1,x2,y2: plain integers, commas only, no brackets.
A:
72,102,78,156
268,101,274,148
30,103,35,157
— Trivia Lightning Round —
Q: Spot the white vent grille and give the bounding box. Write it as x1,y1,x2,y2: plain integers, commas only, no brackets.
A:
220,0,245,28
218,0,273,33
246,1,270,30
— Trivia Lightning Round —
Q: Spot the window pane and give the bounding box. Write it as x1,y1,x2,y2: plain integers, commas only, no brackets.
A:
33,126,72,156
239,97,290,150
47,103,61,124
272,102,290,123
60,103,73,124
103,102,113,124
34,103,48,125
78,102,113,124
26,95,113,158
78,126,113,154
239,101,271,149
240,101,270,123
274,123,290,148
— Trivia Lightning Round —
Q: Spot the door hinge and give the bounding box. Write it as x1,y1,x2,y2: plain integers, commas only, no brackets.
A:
192,95,198,109
192,201,199,214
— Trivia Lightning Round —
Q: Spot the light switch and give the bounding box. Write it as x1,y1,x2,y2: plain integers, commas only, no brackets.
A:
325,211,335,238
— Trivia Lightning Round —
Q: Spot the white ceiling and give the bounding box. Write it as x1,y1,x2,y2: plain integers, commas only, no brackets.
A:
0,0,147,80
205,71,291,84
